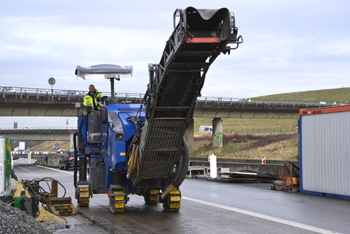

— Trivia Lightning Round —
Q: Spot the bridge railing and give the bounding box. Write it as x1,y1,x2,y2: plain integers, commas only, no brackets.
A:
196,96,350,107
0,86,145,102
0,127,78,130
1,86,349,107
0,86,85,100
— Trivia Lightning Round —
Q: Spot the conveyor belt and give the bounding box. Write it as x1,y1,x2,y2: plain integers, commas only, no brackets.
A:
138,7,241,184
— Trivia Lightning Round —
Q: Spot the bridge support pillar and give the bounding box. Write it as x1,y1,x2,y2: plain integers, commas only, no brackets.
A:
184,119,194,154
212,118,223,148
70,133,74,150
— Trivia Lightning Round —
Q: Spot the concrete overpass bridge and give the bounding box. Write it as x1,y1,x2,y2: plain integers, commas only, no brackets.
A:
0,86,341,118
1,86,345,151
0,128,76,151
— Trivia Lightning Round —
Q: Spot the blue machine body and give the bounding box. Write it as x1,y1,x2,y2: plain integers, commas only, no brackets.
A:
77,103,145,190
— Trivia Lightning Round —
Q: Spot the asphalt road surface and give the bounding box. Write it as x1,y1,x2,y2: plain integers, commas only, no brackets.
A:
14,160,349,234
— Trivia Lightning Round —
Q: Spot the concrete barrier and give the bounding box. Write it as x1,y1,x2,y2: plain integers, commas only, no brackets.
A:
15,154,62,168
45,155,61,168
189,157,290,179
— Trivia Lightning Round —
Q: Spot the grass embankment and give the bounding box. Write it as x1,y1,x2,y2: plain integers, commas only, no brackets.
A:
192,132,298,161
251,87,350,103
192,118,299,161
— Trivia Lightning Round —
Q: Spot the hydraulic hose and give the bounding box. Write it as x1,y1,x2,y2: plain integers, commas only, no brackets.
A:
73,132,78,188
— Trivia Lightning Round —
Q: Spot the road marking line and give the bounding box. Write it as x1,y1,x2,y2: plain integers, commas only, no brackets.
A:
36,165,74,175
182,196,339,234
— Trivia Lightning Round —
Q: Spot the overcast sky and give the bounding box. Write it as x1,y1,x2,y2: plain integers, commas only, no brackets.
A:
1,0,350,128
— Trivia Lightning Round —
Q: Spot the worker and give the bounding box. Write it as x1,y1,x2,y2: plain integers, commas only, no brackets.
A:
83,84,103,111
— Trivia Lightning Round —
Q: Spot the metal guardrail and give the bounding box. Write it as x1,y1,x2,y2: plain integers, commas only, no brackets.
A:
0,86,145,103
0,126,298,134
229,126,298,134
1,85,349,107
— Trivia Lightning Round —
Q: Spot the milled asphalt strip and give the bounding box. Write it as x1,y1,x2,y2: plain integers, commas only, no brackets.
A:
182,196,340,234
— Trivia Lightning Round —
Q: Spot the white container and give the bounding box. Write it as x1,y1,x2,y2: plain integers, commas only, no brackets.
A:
299,106,350,199
208,153,217,178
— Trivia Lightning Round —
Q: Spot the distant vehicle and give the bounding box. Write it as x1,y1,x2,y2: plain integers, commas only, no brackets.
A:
58,90,83,96
58,151,77,170
199,125,213,133
0,86,15,92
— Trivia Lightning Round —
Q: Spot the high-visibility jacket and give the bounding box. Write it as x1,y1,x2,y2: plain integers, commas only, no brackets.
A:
83,90,103,111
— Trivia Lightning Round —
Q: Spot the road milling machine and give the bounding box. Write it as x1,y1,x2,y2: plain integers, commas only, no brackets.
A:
74,7,242,213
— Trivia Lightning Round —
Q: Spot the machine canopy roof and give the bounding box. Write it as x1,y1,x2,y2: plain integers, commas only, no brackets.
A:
75,64,133,80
